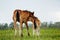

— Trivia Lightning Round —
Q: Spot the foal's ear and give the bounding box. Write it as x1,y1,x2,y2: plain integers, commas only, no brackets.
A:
32,12,34,15
33,12,34,13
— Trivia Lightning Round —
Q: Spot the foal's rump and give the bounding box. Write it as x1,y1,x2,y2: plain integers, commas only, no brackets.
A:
16,10,20,22
13,10,21,22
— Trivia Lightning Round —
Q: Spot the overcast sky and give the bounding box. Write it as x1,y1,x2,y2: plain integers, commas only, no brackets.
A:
0,0,60,24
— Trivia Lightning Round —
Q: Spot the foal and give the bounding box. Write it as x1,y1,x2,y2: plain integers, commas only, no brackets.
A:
28,16,41,36
12,9,34,36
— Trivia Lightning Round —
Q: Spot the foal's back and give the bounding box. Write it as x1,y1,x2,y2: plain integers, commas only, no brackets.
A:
13,9,34,22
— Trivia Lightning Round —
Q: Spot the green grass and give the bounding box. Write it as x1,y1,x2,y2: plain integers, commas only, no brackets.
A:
0,28,60,40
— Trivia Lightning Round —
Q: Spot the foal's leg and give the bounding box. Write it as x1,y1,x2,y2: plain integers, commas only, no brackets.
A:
25,22,30,36
36,23,40,36
36,27,40,36
19,21,23,37
14,21,17,36
32,23,35,36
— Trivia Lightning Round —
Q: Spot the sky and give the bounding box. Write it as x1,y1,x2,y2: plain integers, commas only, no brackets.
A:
0,0,60,24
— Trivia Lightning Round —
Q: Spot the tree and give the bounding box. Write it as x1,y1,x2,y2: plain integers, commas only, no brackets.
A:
9,22,14,29
3,23,8,29
41,22,48,28
54,22,60,28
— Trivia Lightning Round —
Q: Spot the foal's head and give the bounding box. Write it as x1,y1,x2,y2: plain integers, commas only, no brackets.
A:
29,12,34,17
28,16,41,36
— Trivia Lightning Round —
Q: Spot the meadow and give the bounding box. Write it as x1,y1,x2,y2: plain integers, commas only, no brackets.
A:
0,28,60,40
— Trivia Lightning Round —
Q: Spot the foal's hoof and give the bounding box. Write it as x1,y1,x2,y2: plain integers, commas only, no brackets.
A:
21,34,23,37
28,33,30,36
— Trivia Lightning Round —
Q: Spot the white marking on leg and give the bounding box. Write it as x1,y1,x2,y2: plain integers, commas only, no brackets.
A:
37,30,39,36
36,23,40,36
19,26,22,36
36,28,40,36
33,29,35,36
15,29,17,36
19,29,21,36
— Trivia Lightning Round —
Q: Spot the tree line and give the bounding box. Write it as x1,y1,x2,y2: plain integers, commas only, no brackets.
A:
0,22,60,30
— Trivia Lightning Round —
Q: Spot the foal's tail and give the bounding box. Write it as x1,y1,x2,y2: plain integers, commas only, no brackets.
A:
16,11,20,22
34,20,37,29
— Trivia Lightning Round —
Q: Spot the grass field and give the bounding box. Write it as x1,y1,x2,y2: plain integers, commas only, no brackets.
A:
0,28,60,40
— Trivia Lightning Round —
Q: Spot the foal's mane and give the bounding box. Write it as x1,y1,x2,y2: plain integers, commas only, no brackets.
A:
23,10,33,14
32,16,38,20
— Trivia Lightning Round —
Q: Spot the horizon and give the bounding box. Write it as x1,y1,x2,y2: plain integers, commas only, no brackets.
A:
0,0,60,24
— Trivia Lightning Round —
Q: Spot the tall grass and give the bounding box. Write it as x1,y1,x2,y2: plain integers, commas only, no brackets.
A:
0,28,60,40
